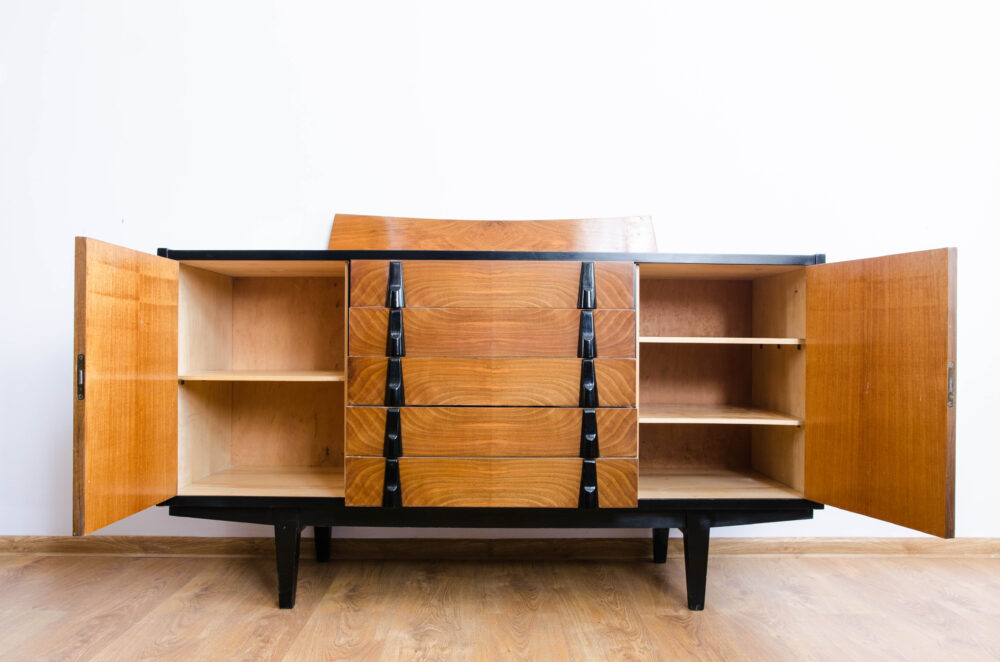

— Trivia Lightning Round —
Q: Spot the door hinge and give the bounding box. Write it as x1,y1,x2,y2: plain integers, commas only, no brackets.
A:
947,362,955,408
76,354,85,400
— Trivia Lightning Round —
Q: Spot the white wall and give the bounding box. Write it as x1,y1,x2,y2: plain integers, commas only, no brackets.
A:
1,1,996,538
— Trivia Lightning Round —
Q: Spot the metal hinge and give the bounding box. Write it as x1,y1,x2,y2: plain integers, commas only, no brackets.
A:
76,354,85,400
947,362,955,408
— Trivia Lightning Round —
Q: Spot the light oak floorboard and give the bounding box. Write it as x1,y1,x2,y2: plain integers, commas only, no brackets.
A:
0,542,997,661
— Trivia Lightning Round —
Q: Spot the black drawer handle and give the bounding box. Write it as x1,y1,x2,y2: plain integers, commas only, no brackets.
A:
383,407,403,458
579,359,599,407
578,262,596,309
384,358,405,406
579,459,599,508
578,310,596,359
580,409,599,458
386,261,405,308
386,309,406,357
383,458,402,508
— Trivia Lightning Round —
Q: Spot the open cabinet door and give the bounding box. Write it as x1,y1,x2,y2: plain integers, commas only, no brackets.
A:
74,238,179,535
805,248,956,537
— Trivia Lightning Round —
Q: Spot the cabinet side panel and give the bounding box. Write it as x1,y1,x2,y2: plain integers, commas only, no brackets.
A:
178,265,232,374
178,382,232,488
806,248,956,537
750,271,806,491
75,238,178,535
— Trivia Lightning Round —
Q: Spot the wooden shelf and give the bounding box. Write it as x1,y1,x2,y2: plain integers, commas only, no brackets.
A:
639,404,801,426
178,466,345,497
640,336,803,346
179,370,345,382
638,468,802,500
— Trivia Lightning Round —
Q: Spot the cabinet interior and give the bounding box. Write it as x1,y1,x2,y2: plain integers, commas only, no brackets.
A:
176,262,347,497
636,264,806,499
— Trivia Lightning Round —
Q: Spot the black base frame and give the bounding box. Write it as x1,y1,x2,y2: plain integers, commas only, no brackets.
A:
163,497,822,610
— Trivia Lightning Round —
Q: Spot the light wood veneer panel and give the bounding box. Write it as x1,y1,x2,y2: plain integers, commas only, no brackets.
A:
230,382,344,467
345,457,637,507
348,358,636,406
329,214,657,252
638,278,750,338
806,248,956,538
349,308,635,358
638,468,802,499
345,407,637,457
232,277,345,372
639,404,799,425
74,238,178,535
350,261,634,309
178,466,344,497
179,260,346,277
638,344,749,407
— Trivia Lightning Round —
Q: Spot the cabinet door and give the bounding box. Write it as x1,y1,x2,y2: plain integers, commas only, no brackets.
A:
805,248,956,537
74,238,179,535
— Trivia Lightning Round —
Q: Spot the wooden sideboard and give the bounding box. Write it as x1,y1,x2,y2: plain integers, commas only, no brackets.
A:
73,215,956,609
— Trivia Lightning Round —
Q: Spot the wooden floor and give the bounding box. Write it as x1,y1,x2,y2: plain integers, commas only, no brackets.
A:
0,537,998,661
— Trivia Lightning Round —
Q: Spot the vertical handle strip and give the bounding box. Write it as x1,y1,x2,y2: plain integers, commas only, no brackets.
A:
579,459,599,508
383,458,402,507
578,310,596,359
580,409,599,458
383,408,403,458
385,358,405,406
578,262,596,309
579,359,599,407
386,309,406,357
386,261,405,308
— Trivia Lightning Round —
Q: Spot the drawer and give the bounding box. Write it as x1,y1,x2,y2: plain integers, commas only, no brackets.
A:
345,457,638,508
349,308,636,358
350,260,635,309
347,357,636,406
345,406,638,457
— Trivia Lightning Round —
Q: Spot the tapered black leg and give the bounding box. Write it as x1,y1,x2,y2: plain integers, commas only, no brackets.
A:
274,511,302,609
314,526,332,563
652,528,670,563
681,513,711,611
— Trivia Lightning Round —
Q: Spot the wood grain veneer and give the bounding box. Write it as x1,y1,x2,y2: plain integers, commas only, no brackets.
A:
178,466,345,497
345,407,637,457
345,457,637,508
328,214,657,252
349,308,636,357
637,468,802,499
179,260,346,277
638,278,750,338
350,260,635,309
639,263,804,279
805,248,956,538
230,382,344,468
347,357,636,407
74,238,179,536
232,277,345,372
179,370,345,382
638,344,749,407
638,404,799,425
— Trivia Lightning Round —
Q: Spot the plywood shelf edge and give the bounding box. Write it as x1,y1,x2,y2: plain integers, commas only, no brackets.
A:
179,370,346,383
639,336,804,346
638,404,801,426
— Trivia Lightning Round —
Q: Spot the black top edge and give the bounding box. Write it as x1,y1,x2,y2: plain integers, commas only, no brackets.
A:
158,248,826,265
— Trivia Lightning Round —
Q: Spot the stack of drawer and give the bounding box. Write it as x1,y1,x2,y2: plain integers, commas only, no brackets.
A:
344,260,638,508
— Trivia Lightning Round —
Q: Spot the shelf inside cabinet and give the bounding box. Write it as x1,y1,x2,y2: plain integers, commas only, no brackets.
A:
638,468,802,499
178,466,345,497
639,336,803,346
638,404,800,426
179,370,346,383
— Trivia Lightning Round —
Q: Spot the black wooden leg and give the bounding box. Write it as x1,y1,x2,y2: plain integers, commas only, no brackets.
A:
652,528,670,563
274,510,302,609
681,513,711,611
314,526,332,563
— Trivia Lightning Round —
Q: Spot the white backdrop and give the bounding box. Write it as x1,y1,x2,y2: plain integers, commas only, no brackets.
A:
1,1,996,538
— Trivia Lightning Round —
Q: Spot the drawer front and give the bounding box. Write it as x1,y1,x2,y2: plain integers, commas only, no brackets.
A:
345,457,637,508
350,260,635,309
347,357,636,407
349,307,636,358
345,406,637,457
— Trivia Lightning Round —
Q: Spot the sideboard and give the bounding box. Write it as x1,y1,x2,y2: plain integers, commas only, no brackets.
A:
73,215,956,609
